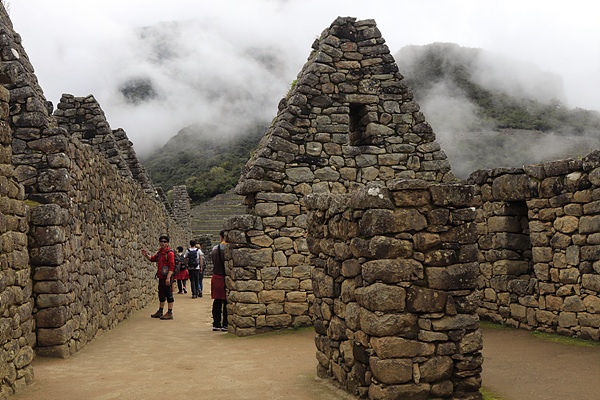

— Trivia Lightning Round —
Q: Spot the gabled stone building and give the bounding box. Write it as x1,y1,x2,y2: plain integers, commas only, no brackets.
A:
226,17,482,399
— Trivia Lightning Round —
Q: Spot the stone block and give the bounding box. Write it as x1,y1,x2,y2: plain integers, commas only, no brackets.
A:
257,290,285,304
430,314,479,331
359,308,417,337
358,208,427,236
265,314,292,327
234,303,265,316
419,356,453,383
368,382,430,400
369,357,413,384
406,287,447,313
355,283,406,312
427,263,478,290
370,336,434,358
362,258,424,284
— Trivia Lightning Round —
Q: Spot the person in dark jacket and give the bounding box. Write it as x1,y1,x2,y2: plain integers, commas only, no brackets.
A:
210,230,227,331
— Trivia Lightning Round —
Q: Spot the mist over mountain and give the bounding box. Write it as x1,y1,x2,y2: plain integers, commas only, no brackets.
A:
141,41,600,202
395,43,600,178
109,19,299,156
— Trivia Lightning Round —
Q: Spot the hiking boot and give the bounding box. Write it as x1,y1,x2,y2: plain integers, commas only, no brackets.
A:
150,310,163,318
160,312,173,320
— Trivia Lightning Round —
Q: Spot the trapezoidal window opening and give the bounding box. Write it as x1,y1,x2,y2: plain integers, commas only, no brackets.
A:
349,103,367,146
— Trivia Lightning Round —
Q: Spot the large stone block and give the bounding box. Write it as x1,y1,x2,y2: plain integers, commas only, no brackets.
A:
359,308,417,337
355,283,406,312
368,382,430,400
369,357,413,384
406,287,447,313
419,356,453,383
427,263,479,290
231,248,272,267
370,336,435,359
362,258,424,284
431,314,479,331
359,209,427,236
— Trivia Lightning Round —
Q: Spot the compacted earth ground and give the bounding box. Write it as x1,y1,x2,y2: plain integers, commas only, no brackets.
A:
12,279,600,400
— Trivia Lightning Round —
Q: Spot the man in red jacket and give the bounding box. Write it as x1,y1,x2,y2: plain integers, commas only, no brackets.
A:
142,235,175,320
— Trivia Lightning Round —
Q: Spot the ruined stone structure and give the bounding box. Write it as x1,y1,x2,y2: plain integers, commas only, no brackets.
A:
53,94,155,195
226,16,481,399
0,6,190,397
0,78,34,396
230,17,455,336
471,155,600,340
306,181,481,399
3,3,600,398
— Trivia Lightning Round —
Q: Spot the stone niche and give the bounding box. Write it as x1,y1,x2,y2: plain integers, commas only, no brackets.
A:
306,180,482,399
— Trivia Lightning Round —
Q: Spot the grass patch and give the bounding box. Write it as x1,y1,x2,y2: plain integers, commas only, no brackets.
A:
479,321,512,330
481,320,600,348
531,331,600,348
481,387,504,400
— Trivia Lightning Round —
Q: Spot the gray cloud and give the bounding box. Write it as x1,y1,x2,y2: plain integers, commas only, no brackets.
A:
8,0,600,156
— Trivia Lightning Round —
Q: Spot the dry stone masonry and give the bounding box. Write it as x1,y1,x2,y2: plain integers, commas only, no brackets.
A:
230,17,455,337
4,2,600,398
306,180,481,399
0,4,190,397
227,16,482,399
0,78,35,397
470,154,600,340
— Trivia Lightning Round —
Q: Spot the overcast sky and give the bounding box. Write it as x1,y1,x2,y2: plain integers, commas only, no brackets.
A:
7,0,600,156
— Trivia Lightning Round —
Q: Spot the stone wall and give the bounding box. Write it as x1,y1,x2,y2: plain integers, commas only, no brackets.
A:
0,4,189,396
306,180,482,399
0,78,35,398
470,153,600,340
229,17,454,336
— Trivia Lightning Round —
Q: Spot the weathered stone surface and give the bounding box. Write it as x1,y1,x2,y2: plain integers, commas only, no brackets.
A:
406,287,447,313
362,258,424,283
359,209,427,236
419,356,453,382
359,308,417,337
355,283,406,312
427,263,479,290
369,357,412,384
370,336,434,358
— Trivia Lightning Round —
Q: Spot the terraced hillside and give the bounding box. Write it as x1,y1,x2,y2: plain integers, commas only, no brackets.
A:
191,190,247,243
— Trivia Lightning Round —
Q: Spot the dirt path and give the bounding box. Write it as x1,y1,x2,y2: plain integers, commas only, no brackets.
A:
11,279,600,400
481,326,600,400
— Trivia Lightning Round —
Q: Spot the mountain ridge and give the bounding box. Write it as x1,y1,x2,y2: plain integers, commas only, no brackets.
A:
141,42,600,202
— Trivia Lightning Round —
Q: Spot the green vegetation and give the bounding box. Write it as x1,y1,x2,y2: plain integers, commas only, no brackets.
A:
481,388,504,400
142,123,266,203
482,320,600,347
143,42,600,203
531,331,600,348
397,42,600,134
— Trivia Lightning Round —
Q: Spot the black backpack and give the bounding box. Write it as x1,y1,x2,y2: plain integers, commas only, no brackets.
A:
187,248,199,268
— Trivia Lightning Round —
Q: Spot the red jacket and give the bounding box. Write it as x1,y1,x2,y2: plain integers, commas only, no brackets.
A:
150,247,175,278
